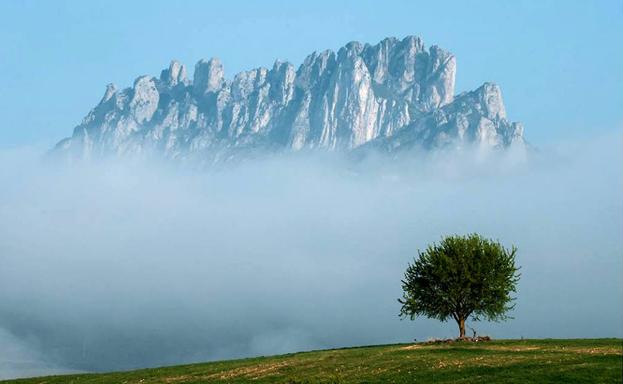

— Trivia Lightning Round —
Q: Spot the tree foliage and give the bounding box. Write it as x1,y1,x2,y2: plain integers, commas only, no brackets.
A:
399,234,520,338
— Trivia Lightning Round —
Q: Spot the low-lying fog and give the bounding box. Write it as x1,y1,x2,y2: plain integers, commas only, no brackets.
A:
0,132,621,379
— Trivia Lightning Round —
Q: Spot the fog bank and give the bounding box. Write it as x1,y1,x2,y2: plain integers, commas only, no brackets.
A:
0,133,621,379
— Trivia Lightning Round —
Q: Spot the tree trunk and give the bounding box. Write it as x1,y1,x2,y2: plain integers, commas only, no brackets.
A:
458,317,466,338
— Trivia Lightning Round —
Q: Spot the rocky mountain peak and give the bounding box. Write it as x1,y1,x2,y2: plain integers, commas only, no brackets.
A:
475,82,506,120
130,76,159,124
100,83,117,104
53,36,524,163
160,60,188,87
193,58,225,95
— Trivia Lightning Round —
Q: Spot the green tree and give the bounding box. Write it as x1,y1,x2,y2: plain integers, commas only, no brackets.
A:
399,234,520,338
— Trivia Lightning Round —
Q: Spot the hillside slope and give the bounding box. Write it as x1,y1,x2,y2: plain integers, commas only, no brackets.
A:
4,339,621,384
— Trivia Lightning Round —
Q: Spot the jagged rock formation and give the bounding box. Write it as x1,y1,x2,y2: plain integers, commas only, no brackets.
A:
361,83,524,153
54,36,524,162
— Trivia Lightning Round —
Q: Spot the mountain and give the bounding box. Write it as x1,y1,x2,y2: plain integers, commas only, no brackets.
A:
53,36,524,163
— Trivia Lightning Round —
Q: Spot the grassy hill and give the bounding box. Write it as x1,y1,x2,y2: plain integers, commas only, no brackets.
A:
3,339,622,384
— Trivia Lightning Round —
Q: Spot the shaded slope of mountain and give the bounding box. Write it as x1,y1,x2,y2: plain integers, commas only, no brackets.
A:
359,83,524,154
53,36,524,163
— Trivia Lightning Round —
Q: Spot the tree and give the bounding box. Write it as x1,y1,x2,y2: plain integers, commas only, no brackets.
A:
399,234,520,338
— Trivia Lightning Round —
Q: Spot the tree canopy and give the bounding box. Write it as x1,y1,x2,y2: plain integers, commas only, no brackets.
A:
399,234,520,338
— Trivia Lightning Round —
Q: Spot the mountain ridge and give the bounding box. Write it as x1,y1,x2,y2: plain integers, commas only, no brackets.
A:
53,36,524,163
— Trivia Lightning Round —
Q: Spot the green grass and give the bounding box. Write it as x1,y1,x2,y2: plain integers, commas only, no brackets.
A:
3,339,622,384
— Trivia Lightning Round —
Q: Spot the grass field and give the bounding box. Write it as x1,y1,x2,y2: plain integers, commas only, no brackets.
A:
3,339,622,384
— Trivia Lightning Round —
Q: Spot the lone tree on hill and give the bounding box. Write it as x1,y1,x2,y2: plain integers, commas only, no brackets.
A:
399,234,520,338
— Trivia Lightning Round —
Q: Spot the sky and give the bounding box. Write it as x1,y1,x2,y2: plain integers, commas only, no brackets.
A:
0,0,622,149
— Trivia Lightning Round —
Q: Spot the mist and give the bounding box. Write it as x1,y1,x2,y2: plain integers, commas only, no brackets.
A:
0,133,621,379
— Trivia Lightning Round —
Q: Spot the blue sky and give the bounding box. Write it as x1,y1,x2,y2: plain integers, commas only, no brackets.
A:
0,0,621,148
